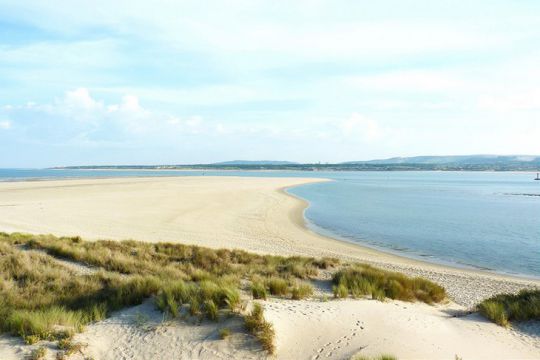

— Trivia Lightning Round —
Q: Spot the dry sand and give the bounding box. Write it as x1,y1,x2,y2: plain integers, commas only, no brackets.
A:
0,176,538,359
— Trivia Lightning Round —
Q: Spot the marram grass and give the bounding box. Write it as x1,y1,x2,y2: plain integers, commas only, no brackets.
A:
477,289,540,326
332,265,446,303
0,232,448,354
0,232,337,351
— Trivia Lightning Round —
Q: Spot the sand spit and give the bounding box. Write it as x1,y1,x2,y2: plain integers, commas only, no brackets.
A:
0,176,539,359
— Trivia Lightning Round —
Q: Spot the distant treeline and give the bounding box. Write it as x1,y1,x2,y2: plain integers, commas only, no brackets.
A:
54,163,540,171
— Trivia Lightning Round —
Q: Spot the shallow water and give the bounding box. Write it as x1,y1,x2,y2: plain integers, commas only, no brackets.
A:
2,169,539,277
288,171,540,278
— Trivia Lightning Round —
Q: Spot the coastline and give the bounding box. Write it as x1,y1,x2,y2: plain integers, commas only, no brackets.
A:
1,175,539,359
0,176,538,308
276,183,540,307
284,184,540,281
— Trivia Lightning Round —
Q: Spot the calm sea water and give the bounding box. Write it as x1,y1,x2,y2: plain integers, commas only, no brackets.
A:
1,169,539,278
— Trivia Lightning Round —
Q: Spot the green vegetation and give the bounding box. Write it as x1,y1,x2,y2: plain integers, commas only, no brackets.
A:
332,265,446,303
291,281,314,300
333,283,349,298
352,355,397,360
266,277,288,296
244,303,275,354
0,232,337,352
219,327,231,339
57,338,85,358
29,347,47,360
0,232,447,356
251,281,268,300
477,289,540,327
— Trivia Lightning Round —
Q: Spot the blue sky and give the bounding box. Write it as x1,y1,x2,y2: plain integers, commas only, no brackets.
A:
0,0,539,167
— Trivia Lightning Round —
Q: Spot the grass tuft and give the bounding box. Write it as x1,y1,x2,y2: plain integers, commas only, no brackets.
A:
219,327,231,339
291,281,313,300
266,277,289,296
477,289,540,326
244,303,275,354
30,346,47,360
333,284,348,298
333,265,445,304
0,232,447,354
204,299,219,321
251,282,268,300
352,355,397,360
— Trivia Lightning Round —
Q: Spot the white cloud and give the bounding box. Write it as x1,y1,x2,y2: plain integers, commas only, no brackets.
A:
478,89,540,111
345,70,466,92
0,120,11,129
339,113,384,142
63,88,104,110
4,88,216,144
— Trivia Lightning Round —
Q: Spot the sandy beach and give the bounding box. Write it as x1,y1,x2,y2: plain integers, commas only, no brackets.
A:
0,176,539,359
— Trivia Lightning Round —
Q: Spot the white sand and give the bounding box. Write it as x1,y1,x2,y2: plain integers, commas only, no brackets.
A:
0,176,539,359
265,299,539,360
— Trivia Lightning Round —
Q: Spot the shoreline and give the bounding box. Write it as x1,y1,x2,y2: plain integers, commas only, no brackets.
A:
285,185,540,282
282,184,540,283
1,175,539,359
0,176,538,308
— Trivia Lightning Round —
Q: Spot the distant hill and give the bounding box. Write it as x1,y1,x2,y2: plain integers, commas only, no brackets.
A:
55,155,540,171
343,155,540,166
211,160,298,166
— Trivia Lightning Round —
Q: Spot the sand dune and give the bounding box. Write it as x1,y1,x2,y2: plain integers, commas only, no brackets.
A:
0,176,539,359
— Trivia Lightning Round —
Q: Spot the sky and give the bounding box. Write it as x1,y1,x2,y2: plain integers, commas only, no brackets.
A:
0,1,539,167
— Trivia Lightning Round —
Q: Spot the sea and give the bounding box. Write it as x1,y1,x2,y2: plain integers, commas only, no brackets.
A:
1,168,539,278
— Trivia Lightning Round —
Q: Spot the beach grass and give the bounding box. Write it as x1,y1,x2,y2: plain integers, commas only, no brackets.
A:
352,355,397,360
332,265,446,303
291,281,314,300
251,281,268,300
244,303,275,354
266,277,289,296
477,289,540,326
0,232,446,354
0,232,333,351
